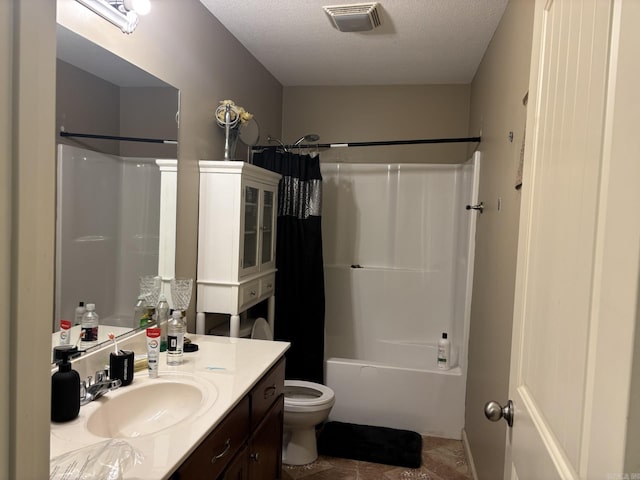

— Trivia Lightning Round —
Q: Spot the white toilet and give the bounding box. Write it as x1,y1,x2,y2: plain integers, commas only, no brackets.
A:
250,318,336,466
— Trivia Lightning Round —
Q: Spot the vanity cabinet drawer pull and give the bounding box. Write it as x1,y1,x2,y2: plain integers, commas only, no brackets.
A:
211,438,231,464
263,385,276,399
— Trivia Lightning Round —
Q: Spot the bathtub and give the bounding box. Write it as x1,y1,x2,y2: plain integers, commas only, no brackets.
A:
326,343,466,440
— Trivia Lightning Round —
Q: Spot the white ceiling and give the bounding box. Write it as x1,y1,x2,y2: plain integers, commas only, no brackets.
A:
199,0,509,86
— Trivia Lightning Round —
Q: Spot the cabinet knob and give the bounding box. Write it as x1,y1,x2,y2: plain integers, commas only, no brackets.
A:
250,290,257,297
250,452,260,462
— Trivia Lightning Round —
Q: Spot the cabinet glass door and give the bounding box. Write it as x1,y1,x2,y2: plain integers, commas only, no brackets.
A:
242,185,259,270
261,189,275,266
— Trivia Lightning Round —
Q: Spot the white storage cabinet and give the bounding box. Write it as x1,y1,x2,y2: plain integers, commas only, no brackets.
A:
196,161,280,337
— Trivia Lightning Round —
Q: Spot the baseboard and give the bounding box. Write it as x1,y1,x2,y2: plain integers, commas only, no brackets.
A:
461,428,479,480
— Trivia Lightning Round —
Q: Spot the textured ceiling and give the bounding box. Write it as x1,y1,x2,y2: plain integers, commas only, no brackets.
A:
199,0,509,86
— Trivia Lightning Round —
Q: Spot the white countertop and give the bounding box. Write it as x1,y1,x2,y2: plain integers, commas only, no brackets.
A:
50,334,289,479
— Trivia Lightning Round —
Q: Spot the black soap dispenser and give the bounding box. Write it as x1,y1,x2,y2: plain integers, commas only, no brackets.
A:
51,349,80,422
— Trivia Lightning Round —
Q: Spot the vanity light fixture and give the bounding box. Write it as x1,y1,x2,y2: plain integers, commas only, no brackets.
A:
75,0,151,34
123,0,151,16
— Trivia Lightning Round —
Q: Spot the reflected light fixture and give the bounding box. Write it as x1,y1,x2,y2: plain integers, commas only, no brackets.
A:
75,0,151,34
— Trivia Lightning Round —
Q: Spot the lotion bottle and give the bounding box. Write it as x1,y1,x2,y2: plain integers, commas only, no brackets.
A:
437,332,450,370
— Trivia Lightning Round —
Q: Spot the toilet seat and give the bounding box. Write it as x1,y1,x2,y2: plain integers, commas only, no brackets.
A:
284,380,335,413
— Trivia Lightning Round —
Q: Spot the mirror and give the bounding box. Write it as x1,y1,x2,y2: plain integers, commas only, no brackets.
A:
239,118,260,146
53,25,179,356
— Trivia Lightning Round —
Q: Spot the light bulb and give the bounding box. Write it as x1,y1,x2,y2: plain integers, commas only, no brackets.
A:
123,0,151,15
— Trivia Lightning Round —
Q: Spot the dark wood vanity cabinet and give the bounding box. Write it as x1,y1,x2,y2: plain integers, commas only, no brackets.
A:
171,358,285,480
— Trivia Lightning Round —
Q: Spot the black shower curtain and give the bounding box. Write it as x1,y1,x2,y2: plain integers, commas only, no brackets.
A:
253,149,325,384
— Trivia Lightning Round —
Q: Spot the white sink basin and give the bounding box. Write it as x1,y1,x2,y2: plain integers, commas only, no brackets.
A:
85,374,217,438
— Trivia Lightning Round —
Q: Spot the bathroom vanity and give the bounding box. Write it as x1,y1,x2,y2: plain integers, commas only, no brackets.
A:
50,334,289,479
171,357,284,479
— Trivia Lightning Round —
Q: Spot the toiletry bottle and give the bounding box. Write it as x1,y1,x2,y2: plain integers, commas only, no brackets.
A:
80,303,99,348
167,310,185,365
51,349,80,422
156,294,170,352
437,332,450,370
74,301,85,325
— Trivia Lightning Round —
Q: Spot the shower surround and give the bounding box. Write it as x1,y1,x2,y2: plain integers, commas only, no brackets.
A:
322,153,479,439
55,144,162,329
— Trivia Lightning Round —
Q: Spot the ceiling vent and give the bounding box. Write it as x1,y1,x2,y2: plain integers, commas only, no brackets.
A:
323,3,382,32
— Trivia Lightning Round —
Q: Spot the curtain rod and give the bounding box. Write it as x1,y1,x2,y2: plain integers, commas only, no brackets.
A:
253,136,481,150
60,131,178,145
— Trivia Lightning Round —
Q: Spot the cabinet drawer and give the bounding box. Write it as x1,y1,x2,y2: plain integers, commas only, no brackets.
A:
251,358,285,428
239,280,260,311
259,274,275,297
174,396,250,480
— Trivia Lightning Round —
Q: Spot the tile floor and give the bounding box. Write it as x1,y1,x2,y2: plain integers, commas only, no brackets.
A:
282,435,472,480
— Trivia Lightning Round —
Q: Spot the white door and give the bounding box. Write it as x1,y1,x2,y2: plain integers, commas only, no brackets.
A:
500,1,640,479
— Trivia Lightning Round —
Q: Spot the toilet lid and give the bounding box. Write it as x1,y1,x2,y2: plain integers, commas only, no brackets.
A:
284,380,335,410
251,317,273,340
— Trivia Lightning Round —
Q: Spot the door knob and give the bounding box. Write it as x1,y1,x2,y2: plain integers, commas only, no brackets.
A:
484,400,514,427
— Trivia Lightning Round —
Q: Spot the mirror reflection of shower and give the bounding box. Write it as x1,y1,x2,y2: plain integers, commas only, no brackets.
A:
267,134,320,152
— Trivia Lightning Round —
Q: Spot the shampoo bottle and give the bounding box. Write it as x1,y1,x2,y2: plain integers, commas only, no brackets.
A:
51,349,80,422
437,332,450,370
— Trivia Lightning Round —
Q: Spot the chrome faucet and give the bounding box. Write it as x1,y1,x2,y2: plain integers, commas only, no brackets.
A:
80,369,122,406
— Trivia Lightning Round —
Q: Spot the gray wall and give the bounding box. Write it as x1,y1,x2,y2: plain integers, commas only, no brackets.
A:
56,59,121,155
119,87,179,158
56,60,179,158
0,1,11,477
464,1,534,478
283,85,470,164
5,1,57,478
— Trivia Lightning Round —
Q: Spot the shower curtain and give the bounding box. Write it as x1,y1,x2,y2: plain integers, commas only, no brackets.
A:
253,149,325,384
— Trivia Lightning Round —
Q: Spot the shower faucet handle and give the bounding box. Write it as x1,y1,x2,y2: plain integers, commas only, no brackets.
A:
466,202,484,213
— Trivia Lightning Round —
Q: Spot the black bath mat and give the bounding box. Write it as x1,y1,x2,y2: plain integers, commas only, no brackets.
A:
317,421,422,468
